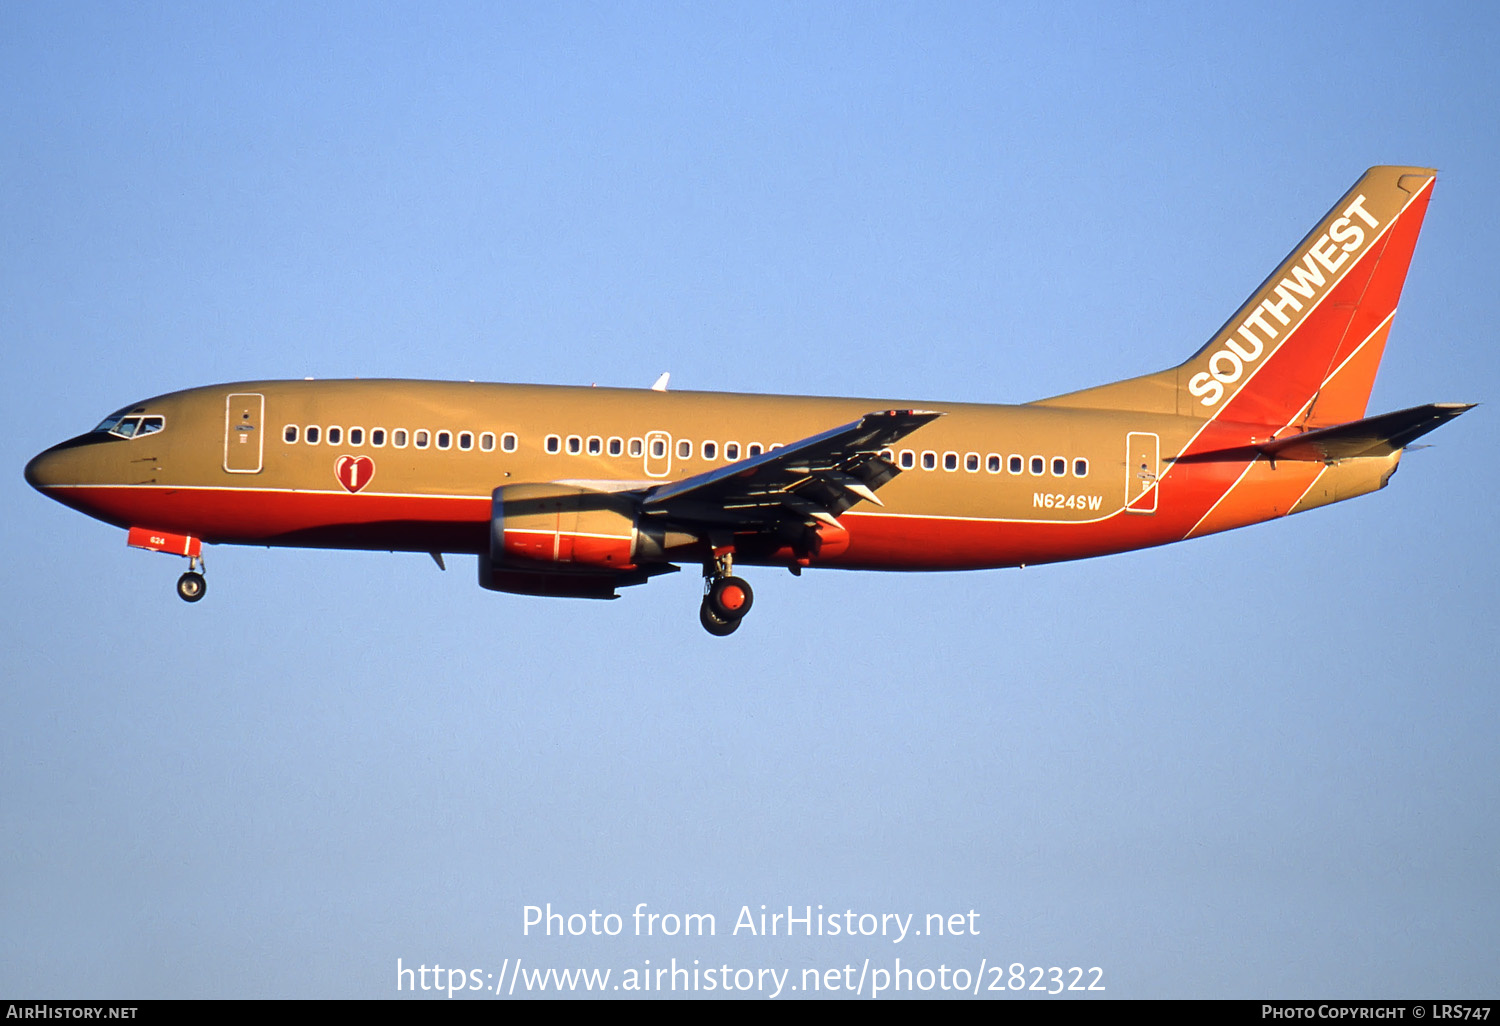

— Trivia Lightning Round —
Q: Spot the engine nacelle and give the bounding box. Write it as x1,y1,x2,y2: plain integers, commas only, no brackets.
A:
492,483,644,569
480,483,696,598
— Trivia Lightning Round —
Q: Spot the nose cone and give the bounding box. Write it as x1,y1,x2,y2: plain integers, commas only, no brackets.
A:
25,436,94,494
24,446,60,492
26,434,127,528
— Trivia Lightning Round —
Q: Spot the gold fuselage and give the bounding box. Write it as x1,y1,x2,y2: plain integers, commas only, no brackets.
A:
24,377,1395,574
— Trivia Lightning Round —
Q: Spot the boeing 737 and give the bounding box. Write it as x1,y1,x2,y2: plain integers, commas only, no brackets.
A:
25,166,1471,634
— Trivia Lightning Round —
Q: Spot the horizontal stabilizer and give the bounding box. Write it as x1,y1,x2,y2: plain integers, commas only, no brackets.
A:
1259,403,1474,462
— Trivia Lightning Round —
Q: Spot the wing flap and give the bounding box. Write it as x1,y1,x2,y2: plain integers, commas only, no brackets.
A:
642,409,941,528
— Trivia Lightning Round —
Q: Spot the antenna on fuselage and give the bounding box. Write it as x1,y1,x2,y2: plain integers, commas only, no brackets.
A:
651,372,670,392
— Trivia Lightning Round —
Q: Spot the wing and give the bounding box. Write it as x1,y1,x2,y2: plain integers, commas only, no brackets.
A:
640,409,941,531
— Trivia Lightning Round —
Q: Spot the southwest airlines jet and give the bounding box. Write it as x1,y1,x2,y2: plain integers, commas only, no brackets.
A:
25,167,1471,635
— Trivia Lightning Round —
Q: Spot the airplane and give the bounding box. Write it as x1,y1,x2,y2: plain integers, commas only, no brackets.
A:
24,166,1472,635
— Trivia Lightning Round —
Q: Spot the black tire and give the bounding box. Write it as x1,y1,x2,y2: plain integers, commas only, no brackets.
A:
176,571,207,603
707,575,753,621
699,600,740,636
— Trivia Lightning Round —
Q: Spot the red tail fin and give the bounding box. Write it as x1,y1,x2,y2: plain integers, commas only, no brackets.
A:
1034,167,1436,427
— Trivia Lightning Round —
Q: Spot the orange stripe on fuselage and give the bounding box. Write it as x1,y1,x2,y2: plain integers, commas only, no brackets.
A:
53,481,1218,571
1183,457,1323,539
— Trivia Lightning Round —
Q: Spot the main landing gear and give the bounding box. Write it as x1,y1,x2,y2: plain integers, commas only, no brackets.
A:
700,549,753,636
176,555,207,603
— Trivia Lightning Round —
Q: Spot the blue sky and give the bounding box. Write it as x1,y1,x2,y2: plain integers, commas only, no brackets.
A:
3,1,1497,999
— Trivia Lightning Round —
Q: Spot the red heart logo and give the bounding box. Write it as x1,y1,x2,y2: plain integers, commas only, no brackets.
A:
335,455,375,494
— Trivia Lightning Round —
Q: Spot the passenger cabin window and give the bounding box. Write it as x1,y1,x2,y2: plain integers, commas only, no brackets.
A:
943,452,958,471
306,426,321,444
607,437,623,456
629,438,644,458
501,433,517,453
724,442,741,461
702,441,717,461
284,425,298,443
349,427,364,446
327,426,342,445
965,453,980,472
677,439,692,459
1009,455,1023,474
566,435,582,455
1052,457,1067,477
371,428,387,447
899,449,915,469
544,434,560,454
437,430,452,450
921,451,936,470
986,454,1002,473
587,436,602,455
458,431,473,451
415,430,430,450
747,443,763,457
1074,458,1089,478
392,429,408,448
650,438,666,459
1030,456,1045,475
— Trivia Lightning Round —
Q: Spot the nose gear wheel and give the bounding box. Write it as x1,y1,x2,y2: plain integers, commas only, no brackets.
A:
175,554,207,603
177,571,206,602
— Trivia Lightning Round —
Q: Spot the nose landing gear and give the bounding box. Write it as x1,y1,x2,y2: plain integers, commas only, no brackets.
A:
126,528,208,604
700,548,753,636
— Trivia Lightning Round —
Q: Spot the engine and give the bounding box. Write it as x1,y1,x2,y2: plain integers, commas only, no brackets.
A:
479,483,693,599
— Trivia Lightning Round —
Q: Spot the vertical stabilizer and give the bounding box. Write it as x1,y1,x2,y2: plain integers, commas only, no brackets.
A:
1034,167,1436,426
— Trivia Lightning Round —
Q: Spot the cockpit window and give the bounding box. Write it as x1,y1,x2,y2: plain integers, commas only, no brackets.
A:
94,413,165,440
